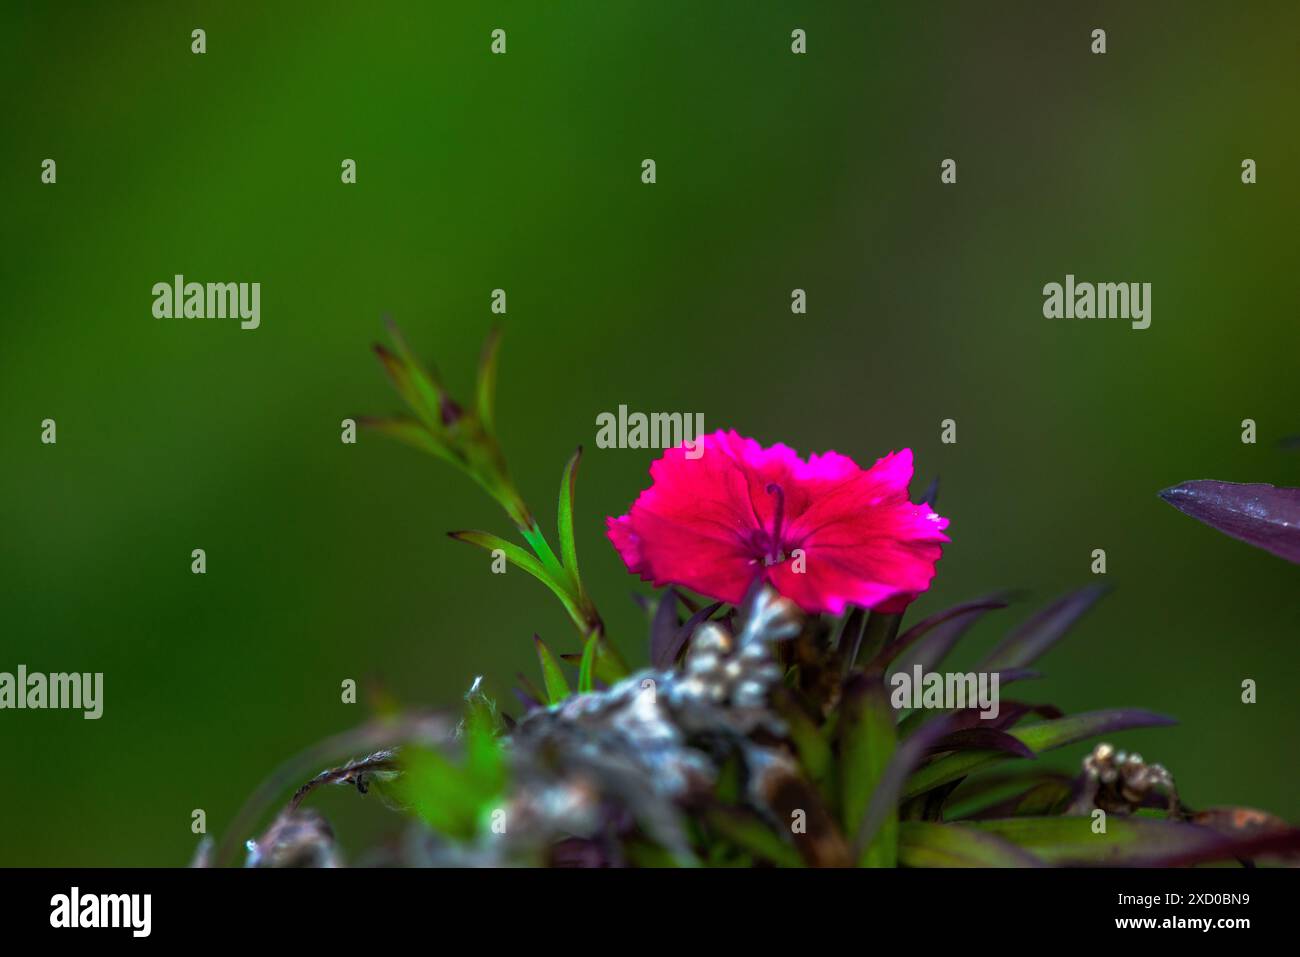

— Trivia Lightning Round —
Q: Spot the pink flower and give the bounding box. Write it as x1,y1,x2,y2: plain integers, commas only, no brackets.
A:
606,430,949,616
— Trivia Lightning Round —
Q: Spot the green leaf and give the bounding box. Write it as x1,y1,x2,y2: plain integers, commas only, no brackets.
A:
449,529,584,627
964,816,1254,866
902,709,1176,801
375,330,446,435
556,447,584,593
519,523,568,582
534,635,571,705
898,821,1044,867
577,631,599,694
475,324,503,433
705,808,803,868
561,639,629,685
838,673,898,866
464,698,506,795
777,693,832,784
358,415,455,466
392,747,480,839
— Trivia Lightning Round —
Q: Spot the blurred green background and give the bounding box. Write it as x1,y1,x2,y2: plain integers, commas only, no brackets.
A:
1,1,1296,865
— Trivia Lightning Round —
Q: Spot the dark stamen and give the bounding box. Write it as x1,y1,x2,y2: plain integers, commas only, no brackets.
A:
765,483,786,559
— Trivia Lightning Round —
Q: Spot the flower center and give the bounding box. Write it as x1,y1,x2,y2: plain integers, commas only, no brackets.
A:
759,483,787,566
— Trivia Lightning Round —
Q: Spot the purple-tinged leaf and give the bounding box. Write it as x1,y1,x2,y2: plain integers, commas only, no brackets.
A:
1160,480,1300,563
919,475,940,508
904,708,1175,800
884,596,1009,675
964,779,1074,818
853,713,959,860
662,601,725,665
650,588,681,669
943,770,1077,820
944,701,1064,735
929,728,1037,759
981,584,1110,671
513,672,544,711
899,821,1044,867
969,816,1300,866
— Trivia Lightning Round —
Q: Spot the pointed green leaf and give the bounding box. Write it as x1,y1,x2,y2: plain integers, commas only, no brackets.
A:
561,639,629,685
705,808,803,868
534,635,571,705
449,530,584,627
384,319,448,423
839,673,898,866
776,692,832,784
577,630,599,693
357,415,456,465
520,523,568,581
557,447,584,592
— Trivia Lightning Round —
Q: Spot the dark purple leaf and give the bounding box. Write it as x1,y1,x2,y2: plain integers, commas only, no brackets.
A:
920,475,940,507
875,595,1008,671
852,713,959,859
904,708,1175,800
662,601,725,665
650,588,681,669
946,700,1064,733
1160,480,1300,563
981,584,1110,671
929,728,1036,759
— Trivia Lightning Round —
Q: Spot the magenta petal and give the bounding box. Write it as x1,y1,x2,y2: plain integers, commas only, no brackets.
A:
605,431,949,616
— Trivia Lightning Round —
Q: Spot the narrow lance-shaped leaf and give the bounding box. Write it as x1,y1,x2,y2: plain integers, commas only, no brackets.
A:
357,415,456,466
379,321,450,431
556,447,584,594
898,821,1044,867
853,713,958,860
704,808,804,868
773,689,833,784
577,631,599,694
1160,480,1300,563
839,673,898,866
533,635,571,705
876,595,1008,671
650,588,681,670
662,601,725,665
981,584,1109,672
966,816,1300,867
927,728,1037,759
449,529,586,632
